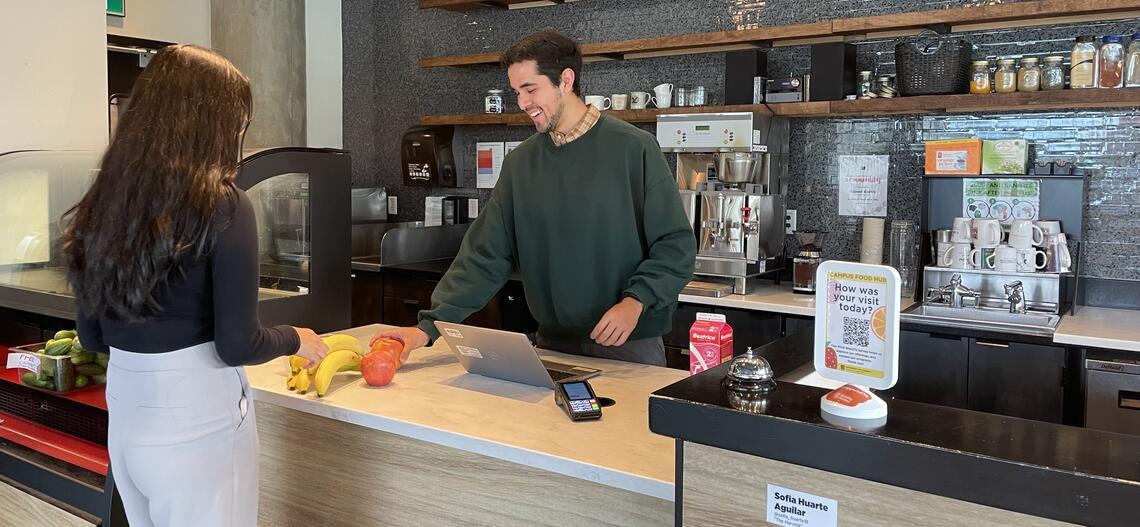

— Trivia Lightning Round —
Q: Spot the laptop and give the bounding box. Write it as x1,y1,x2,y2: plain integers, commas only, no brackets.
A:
434,321,601,389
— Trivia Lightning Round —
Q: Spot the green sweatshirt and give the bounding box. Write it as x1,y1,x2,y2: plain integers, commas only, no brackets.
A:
417,115,696,343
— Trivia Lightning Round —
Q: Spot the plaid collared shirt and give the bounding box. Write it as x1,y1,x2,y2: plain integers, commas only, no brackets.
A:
549,104,601,147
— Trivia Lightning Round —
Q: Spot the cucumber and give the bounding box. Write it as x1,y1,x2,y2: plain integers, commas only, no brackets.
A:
70,351,96,365
53,329,77,340
74,375,90,389
75,363,106,376
94,353,110,368
44,338,73,356
90,374,107,385
21,372,52,389
71,338,84,353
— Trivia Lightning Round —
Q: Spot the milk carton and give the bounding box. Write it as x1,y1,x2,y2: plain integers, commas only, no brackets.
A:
689,312,734,375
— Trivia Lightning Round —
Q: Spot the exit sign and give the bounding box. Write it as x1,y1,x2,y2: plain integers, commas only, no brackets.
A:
107,0,125,17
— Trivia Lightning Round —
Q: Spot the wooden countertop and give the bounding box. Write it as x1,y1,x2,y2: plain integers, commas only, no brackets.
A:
245,324,688,500
1054,306,1140,352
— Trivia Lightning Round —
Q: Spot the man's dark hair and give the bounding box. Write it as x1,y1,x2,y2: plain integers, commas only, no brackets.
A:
500,30,582,96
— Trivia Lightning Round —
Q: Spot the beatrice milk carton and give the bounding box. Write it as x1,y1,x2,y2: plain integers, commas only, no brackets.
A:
689,312,733,375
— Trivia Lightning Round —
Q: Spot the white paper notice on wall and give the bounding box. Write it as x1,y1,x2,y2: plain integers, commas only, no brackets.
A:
476,142,505,189
838,155,889,217
424,196,444,226
505,141,523,155
766,484,838,527
468,198,479,219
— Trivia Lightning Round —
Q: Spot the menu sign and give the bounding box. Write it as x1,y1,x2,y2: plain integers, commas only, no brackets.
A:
814,261,900,391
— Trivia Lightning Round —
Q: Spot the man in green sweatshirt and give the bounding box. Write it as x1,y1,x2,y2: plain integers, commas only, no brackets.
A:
375,31,696,365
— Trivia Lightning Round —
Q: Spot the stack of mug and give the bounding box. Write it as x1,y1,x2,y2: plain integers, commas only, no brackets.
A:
936,218,1073,273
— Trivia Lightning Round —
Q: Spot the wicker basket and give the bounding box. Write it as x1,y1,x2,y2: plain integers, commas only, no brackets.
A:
895,34,973,96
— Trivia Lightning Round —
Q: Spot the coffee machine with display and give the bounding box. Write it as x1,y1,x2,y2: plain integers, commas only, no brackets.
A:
658,112,789,296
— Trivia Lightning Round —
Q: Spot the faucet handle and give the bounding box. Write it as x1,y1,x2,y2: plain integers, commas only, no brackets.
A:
1004,280,1024,294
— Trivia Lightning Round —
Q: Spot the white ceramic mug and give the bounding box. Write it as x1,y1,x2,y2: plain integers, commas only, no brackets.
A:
972,218,1003,248
1009,219,1045,248
630,91,652,109
940,242,973,269
1035,220,1062,237
653,83,674,109
936,241,955,268
611,93,630,110
969,246,997,270
1015,247,1047,272
991,244,1018,272
584,95,611,110
951,217,973,244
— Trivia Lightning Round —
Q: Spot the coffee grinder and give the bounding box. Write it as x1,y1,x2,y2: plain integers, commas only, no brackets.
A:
793,230,827,294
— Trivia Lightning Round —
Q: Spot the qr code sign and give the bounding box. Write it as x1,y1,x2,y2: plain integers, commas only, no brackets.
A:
842,316,870,348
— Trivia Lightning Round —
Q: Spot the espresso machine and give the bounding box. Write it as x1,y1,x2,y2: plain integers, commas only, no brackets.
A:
658,112,789,296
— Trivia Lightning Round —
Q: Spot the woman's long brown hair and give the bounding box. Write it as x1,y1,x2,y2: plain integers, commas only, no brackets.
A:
62,45,252,321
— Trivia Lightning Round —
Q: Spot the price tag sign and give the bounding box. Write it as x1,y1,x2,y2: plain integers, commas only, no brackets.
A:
6,352,41,372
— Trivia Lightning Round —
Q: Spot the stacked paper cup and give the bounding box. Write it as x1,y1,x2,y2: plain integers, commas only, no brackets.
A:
860,218,885,264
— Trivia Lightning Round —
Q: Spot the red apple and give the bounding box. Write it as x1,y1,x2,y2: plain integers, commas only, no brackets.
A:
361,351,397,387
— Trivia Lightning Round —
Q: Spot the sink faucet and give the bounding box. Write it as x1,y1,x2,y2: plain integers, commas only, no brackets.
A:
1004,280,1027,314
936,274,978,308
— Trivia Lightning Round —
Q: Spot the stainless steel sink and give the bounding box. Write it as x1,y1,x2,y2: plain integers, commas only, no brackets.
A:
902,303,1062,337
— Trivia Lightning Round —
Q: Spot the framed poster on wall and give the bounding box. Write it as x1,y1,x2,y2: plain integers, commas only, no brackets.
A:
107,0,125,17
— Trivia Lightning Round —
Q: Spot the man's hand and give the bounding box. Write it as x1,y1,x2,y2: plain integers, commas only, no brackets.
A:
370,327,430,364
590,297,643,347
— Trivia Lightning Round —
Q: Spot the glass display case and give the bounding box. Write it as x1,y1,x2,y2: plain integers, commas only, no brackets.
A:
0,148,351,332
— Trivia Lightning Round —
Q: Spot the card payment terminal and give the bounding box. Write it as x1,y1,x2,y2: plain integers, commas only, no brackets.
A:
555,379,602,421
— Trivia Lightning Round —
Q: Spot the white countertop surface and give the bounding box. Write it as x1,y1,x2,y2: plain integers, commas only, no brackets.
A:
246,324,688,501
1054,306,1140,352
679,282,816,316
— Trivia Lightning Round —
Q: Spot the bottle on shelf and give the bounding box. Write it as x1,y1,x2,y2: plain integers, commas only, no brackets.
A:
1070,35,1099,89
1041,56,1065,90
1017,57,1041,92
1124,33,1140,88
995,59,1018,93
970,60,992,94
1099,35,1125,88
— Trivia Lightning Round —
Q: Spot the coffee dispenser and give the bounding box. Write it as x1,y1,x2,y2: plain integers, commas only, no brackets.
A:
657,112,789,295
401,126,458,187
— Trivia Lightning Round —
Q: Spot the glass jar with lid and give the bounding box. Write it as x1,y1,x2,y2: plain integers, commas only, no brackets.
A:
1041,56,1065,90
1070,35,1099,89
1099,35,1125,88
484,89,504,114
1125,33,1140,87
994,59,1018,93
970,60,991,94
1017,58,1041,91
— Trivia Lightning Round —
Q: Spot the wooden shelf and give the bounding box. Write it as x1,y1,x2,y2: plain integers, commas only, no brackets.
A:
419,88,1140,126
419,0,575,12
420,0,1140,67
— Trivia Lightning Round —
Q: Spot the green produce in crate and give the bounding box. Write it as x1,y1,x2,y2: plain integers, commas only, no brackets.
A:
74,374,90,389
95,353,109,368
54,329,77,340
70,351,96,365
76,363,106,376
71,337,84,353
91,373,107,385
44,338,73,356
21,372,52,389
41,358,56,378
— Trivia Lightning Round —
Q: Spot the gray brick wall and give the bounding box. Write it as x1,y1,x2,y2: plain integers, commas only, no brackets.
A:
342,0,1140,280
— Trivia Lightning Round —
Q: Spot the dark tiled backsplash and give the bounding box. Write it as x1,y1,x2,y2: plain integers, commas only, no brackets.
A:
343,0,1140,280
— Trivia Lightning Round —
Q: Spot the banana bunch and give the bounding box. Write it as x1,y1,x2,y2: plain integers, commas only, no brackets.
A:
286,334,364,396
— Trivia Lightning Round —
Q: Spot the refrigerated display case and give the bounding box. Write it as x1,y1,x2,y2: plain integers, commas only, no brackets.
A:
0,147,350,523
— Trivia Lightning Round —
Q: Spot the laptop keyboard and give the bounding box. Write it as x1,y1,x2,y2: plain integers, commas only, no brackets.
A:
546,368,578,382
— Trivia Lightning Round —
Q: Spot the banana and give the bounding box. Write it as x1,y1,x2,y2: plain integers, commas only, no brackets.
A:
286,373,298,391
313,349,358,397
321,334,365,356
294,369,312,394
288,355,308,374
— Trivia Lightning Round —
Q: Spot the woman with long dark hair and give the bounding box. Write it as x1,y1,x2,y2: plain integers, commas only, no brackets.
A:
62,44,327,526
